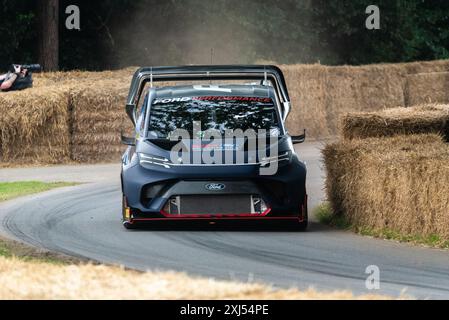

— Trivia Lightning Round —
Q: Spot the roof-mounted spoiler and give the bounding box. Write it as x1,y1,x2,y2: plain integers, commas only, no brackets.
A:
125,65,292,127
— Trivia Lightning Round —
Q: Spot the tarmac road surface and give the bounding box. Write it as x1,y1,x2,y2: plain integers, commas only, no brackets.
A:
1,142,449,299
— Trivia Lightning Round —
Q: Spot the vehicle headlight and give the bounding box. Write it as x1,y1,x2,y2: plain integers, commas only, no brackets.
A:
259,151,290,167
138,153,171,169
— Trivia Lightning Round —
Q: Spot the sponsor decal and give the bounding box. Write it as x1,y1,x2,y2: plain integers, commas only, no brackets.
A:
192,143,237,151
153,97,192,104
153,96,272,104
195,96,272,102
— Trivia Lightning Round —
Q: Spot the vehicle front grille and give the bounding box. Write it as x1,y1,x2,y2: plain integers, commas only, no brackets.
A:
162,194,267,215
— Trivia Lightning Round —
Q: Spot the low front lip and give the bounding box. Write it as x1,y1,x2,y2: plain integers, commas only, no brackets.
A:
131,215,301,222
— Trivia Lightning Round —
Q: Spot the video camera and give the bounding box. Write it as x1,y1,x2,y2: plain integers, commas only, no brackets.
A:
9,64,42,73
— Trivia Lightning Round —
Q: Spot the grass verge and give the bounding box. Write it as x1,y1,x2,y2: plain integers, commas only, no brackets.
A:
314,202,351,229
0,181,82,264
0,181,77,202
0,237,83,265
315,202,449,249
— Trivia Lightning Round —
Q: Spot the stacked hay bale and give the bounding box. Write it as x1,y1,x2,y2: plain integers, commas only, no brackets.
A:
340,104,449,140
33,67,136,87
405,72,449,106
69,79,133,162
323,134,449,239
281,63,406,139
2,60,449,165
322,64,406,135
281,65,332,138
282,60,449,139
400,59,449,74
324,104,449,241
34,68,136,163
0,86,70,165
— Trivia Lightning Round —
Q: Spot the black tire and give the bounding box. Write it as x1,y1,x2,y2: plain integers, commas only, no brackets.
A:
292,198,308,231
292,219,308,231
123,221,138,230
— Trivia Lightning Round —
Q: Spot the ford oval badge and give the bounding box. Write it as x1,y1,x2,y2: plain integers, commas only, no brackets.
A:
205,183,226,191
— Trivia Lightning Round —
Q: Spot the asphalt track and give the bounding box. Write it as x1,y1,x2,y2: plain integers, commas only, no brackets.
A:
1,142,449,299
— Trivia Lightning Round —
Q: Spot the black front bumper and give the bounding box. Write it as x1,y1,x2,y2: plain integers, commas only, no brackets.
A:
122,158,307,221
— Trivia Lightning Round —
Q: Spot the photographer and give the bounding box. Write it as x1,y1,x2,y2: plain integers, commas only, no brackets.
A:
0,64,34,91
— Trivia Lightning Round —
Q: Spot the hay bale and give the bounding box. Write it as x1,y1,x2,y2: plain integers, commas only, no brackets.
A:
69,144,127,163
33,67,135,87
69,79,132,162
282,60,449,139
323,64,406,135
400,59,449,74
341,104,449,140
281,63,406,139
405,72,449,106
282,65,331,138
0,86,70,164
0,68,134,165
323,134,449,238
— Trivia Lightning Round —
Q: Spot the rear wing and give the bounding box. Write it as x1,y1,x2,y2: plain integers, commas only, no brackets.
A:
125,65,292,127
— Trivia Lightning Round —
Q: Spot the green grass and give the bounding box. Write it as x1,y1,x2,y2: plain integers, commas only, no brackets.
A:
358,227,449,249
0,244,9,257
0,181,80,263
315,202,449,249
0,238,72,264
314,202,351,229
0,181,77,202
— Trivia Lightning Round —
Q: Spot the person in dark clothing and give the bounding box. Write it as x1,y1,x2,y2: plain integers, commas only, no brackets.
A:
0,65,33,91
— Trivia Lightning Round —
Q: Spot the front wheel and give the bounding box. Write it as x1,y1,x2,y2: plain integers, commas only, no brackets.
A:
123,221,138,230
292,197,308,231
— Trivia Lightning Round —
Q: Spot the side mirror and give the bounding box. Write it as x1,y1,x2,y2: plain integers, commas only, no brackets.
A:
282,102,291,122
126,103,137,127
121,133,136,146
121,135,136,146
291,129,306,144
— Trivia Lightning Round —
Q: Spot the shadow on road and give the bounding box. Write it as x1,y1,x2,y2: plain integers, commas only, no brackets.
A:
128,220,333,233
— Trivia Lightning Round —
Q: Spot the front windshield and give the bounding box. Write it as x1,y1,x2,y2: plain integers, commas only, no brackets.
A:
147,96,281,139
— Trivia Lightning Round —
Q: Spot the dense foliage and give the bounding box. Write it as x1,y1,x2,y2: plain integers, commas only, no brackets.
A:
1,0,448,70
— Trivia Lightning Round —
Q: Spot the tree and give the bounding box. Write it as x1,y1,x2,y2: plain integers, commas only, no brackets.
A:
0,1,36,71
1,0,448,70
37,0,59,71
